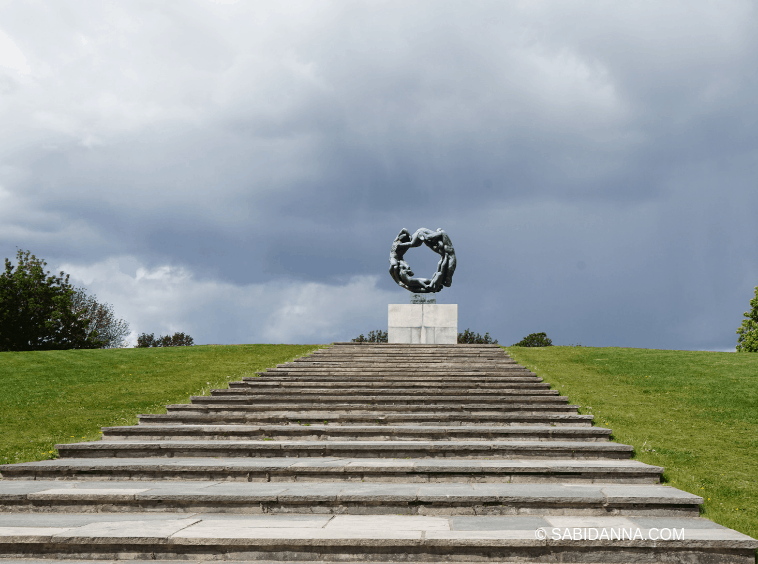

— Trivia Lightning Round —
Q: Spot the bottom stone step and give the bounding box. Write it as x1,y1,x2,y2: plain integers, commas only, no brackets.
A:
0,481,702,516
0,513,754,563
0,458,663,483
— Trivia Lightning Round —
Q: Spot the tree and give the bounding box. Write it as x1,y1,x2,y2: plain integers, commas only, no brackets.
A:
71,288,130,349
458,329,498,344
513,332,553,347
736,284,758,352
136,332,194,347
352,330,388,343
0,250,103,351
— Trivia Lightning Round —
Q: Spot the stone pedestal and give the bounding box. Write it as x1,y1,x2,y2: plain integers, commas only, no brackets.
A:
388,304,458,344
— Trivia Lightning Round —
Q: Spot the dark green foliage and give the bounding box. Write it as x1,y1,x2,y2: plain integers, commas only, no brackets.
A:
136,332,194,348
352,330,388,343
736,284,758,352
458,328,498,344
0,250,103,351
513,332,553,347
136,333,156,347
71,288,130,349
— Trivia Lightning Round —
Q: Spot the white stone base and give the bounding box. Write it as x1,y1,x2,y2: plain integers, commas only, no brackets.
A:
388,304,458,344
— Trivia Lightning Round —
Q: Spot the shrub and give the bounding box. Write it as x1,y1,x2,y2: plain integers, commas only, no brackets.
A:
136,332,194,348
352,330,388,343
513,332,553,347
458,329,498,344
736,284,758,352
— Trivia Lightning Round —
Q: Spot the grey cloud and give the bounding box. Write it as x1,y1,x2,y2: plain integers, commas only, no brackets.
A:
1,1,757,349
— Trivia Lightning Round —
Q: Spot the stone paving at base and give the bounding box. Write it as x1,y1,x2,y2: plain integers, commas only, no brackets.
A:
0,512,746,538
0,343,755,563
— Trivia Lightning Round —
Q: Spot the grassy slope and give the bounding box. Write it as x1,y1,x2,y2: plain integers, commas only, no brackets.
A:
506,346,758,540
0,344,322,465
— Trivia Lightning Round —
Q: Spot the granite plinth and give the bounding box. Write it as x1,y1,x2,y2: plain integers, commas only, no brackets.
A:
388,304,457,344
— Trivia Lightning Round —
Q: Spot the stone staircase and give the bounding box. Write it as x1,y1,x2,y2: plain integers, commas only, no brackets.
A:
0,343,755,563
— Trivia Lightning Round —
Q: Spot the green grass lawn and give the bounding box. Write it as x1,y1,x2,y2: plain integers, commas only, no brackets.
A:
506,346,758,541
0,344,322,466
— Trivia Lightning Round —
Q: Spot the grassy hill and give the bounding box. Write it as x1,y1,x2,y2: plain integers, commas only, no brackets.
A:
0,344,322,465
507,345,758,541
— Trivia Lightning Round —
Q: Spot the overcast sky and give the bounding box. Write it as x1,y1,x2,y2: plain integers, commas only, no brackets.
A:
1,1,757,349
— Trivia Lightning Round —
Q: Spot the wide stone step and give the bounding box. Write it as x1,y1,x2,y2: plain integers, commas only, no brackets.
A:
283,360,518,366
300,360,515,364
212,388,560,398
313,347,503,351
0,457,662,483
249,373,539,381
304,355,514,361
265,362,528,367
268,365,522,371
275,356,518,362
231,381,549,390
224,383,554,391
312,352,509,355
294,361,518,367
54,440,632,459
293,358,517,364
0,481,702,516
330,345,502,348
249,372,540,379
138,412,594,427
256,368,536,382
302,357,512,362
102,424,610,441
320,345,502,348
3,513,753,564
190,395,570,406
311,346,501,349
332,342,502,347
166,403,581,414
302,348,506,353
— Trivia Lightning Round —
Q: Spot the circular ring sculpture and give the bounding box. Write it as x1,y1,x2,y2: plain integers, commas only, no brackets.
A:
389,228,456,293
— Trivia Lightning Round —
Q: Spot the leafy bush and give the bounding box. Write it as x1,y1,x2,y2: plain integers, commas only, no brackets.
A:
513,332,553,347
136,332,194,348
71,288,130,349
458,329,498,344
736,284,758,352
0,250,103,351
352,330,388,343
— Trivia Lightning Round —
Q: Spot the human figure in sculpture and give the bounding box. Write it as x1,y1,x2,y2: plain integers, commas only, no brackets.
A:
389,228,423,289
396,261,434,293
410,228,456,291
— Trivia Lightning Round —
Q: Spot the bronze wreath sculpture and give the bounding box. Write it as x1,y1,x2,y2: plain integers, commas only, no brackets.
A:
389,228,456,294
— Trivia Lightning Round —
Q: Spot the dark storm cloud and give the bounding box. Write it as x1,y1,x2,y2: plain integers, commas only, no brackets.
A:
1,1,757,348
